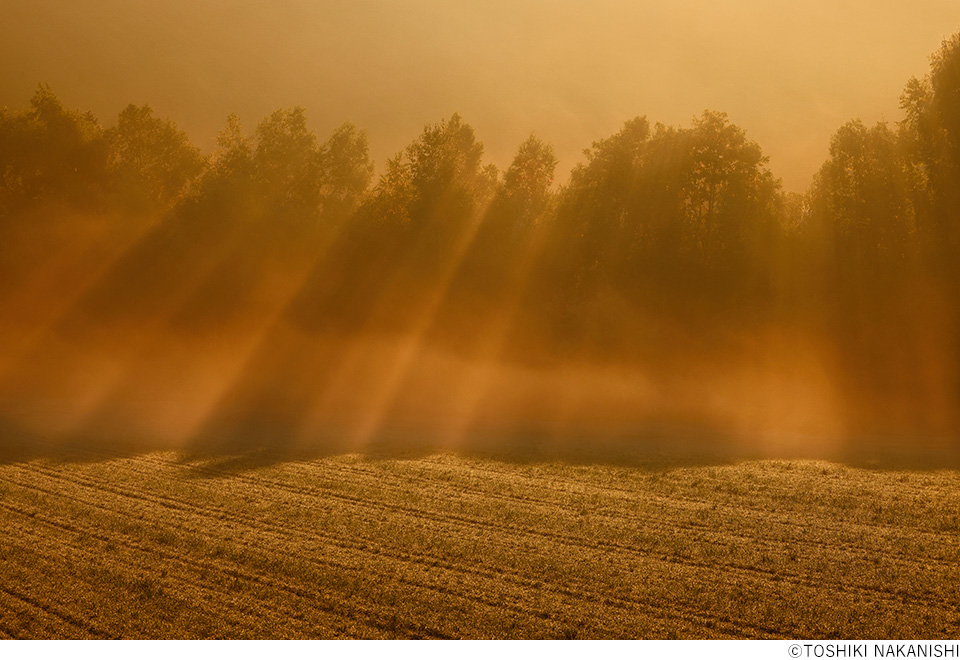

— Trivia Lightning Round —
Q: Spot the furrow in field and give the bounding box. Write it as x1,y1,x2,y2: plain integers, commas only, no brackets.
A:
19,457,954,627
0,486,456,639
5,443,958,638
88,457,958,617
175,451,948,563
279,458,960,573
415,456,960,547
0,462,936,636
5,454,952,636
0,501,303,638
669,464,960,500
0,472,642,638
0,503,403,639
138,451,958,623
0,464,778,638
0,505,293,638
17,443,960,553
0,539,227,639
15,438,960,521
0,584,77,639
0,582,108,639
418,453,960,498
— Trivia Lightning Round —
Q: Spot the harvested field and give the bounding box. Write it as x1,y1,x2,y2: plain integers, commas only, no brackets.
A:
0,446,958,639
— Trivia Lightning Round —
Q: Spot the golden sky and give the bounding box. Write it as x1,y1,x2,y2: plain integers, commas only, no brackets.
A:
2,0,959,191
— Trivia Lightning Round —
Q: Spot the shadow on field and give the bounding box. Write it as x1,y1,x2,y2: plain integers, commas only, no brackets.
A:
830,436,960,471
178,422,753,473
2,412,960,473
0,417,170,465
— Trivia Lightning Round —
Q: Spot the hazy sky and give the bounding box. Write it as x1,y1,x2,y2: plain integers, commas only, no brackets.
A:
2,0,960,191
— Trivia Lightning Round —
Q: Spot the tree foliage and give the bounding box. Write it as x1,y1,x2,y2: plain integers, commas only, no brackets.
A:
107,104,205,209
0,85,108,212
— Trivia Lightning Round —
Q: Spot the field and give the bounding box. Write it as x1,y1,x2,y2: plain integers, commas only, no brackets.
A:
0,443,959,639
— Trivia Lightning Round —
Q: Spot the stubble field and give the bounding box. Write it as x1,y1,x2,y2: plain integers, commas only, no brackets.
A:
0,445,958,639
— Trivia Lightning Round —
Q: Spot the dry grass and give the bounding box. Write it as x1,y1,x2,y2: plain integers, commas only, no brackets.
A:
0,447,958,639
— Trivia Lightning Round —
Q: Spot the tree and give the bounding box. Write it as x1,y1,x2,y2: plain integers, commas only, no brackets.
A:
562,116,651,256
549,112,781,309
253,107,322,214
106,104,204,209
316,122,374,218
0,85,109,212
210,114,255,183
897,77,939,238
489,135,557,234
407,113,497,229
679,111,781,265
457,135,557,299
363,113,497,253
810,120,913,267
930,34,960,170
908,38,960,256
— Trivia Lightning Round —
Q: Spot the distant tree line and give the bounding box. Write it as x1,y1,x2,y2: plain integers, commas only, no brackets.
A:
4,34,960,434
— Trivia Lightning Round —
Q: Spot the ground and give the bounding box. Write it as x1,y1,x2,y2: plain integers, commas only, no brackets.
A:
0,447,958,639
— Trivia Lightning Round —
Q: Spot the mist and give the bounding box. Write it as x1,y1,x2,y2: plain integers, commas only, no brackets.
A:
4,7,960,467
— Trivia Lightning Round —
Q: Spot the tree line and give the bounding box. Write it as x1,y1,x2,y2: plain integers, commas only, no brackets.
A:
4,33,960,435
